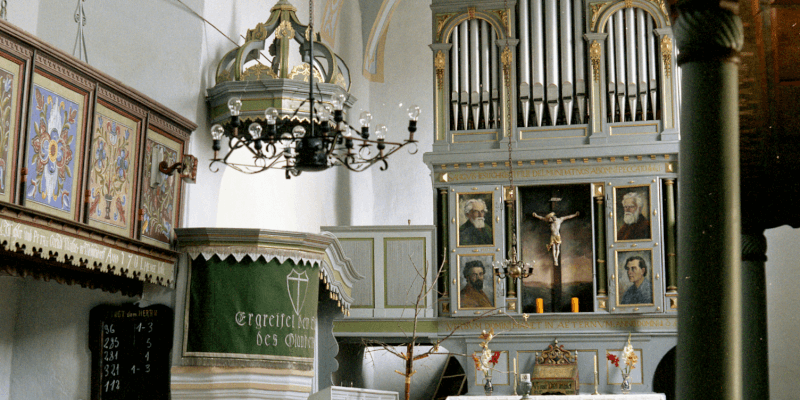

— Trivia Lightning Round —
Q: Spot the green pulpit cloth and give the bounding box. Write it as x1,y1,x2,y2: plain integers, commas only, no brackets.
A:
186,255,319,362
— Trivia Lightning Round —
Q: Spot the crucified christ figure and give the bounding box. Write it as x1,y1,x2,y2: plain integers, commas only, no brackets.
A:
531,211,580,266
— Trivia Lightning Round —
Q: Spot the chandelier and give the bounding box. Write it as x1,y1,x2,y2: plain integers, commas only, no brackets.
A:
493,136,533,290
206,0,418,178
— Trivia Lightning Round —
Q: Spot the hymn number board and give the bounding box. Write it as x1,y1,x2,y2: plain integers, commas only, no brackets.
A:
89,304,173,400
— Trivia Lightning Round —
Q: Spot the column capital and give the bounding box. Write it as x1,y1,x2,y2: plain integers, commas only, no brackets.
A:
672,2,744,65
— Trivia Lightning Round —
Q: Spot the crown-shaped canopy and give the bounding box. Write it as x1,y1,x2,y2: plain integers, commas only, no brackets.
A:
214,0,350,89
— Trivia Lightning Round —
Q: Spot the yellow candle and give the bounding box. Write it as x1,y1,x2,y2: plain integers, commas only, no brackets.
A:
536,298,544,313
571,297,579,312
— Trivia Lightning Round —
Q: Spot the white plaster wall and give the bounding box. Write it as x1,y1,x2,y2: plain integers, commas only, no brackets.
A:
0,277,20,400
4,0,39,35
765,225,800,397
366,0,434,227
8,279,136,400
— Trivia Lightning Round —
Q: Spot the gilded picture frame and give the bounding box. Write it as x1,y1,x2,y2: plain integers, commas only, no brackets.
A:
613,185,652,242
457,254,495,310
456,191,494,247
615,249,655,307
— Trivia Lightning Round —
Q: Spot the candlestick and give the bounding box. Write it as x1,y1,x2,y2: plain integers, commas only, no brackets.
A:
593,354,600,395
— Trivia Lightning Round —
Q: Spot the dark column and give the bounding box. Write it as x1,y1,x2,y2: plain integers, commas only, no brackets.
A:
673,2,745,399
438,188,449,297
741,232,769,399
663,179,677,293
594,194,607,297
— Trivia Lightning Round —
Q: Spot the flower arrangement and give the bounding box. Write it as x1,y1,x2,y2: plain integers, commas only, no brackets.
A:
606,335,638,375
472,329,501,378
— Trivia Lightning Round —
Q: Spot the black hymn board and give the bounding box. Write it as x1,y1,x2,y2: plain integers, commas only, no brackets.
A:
90,304,173,400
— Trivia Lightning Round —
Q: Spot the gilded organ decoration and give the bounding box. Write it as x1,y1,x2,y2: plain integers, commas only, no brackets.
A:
661,36,673,78
591,2,612,31
590,41,601,82
435,50,446,87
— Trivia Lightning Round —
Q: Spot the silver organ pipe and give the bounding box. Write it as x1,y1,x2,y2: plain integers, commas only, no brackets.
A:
451,24,460,129
573,0,586,123
545,0,560,125
519,0,531,127
614,10,626,122
530,0,546,127
559,0,574,125
491,27,499,128
459,20,469,129
636,9,648,121
625,7,637,121
607,16,617,122
448,19,500,131
470,19,480,128
481,20,491,129
647,17,658,120
602,8,662,123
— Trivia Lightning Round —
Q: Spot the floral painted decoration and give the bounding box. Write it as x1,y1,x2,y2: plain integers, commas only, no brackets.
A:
27,88,77,211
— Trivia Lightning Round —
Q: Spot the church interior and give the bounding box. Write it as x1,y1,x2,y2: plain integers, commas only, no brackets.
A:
0,0,799,399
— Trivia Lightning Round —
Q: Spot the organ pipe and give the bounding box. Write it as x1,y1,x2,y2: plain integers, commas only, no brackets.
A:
545,0,560,125
637,9,648,121
625,7,637,121
519,0,531,127
573,0,586,123
531,0,545,126
560,0,574,125
491,29,499,127
459,21,469,128
481,20,491,129
647,17,658,120
614,10,626,122
470,19,480,128
451,24,460,129
607,16,617,122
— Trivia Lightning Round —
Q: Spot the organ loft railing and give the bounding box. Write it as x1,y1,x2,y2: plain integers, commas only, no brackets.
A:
430,0,678,148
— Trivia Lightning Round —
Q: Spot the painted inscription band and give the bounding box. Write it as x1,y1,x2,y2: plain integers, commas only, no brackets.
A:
443,163,667,183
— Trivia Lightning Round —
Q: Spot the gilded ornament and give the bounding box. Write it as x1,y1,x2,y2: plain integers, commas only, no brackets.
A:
590,2,611,31
242,64,278,80
501,46,512,68
661,36,672,78
625,0,633,8
436,14,452,41
275,20,295,40
216,70,231,84
650,0,668,20
435,50,446,70
288,63,324,83
590,41,601,82
468,7,476,20
334,72,346,89
246,23,269,41
492,9,509,35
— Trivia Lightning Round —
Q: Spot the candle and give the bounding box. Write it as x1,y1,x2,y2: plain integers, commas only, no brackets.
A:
514,358,517,375
594,354,598,376
536,298,544,313
571,297,579,312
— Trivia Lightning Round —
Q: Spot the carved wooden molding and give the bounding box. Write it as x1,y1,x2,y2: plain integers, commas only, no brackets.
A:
34,53,95,91
97,85,146,118
0,34,32,58
149,113,190,141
